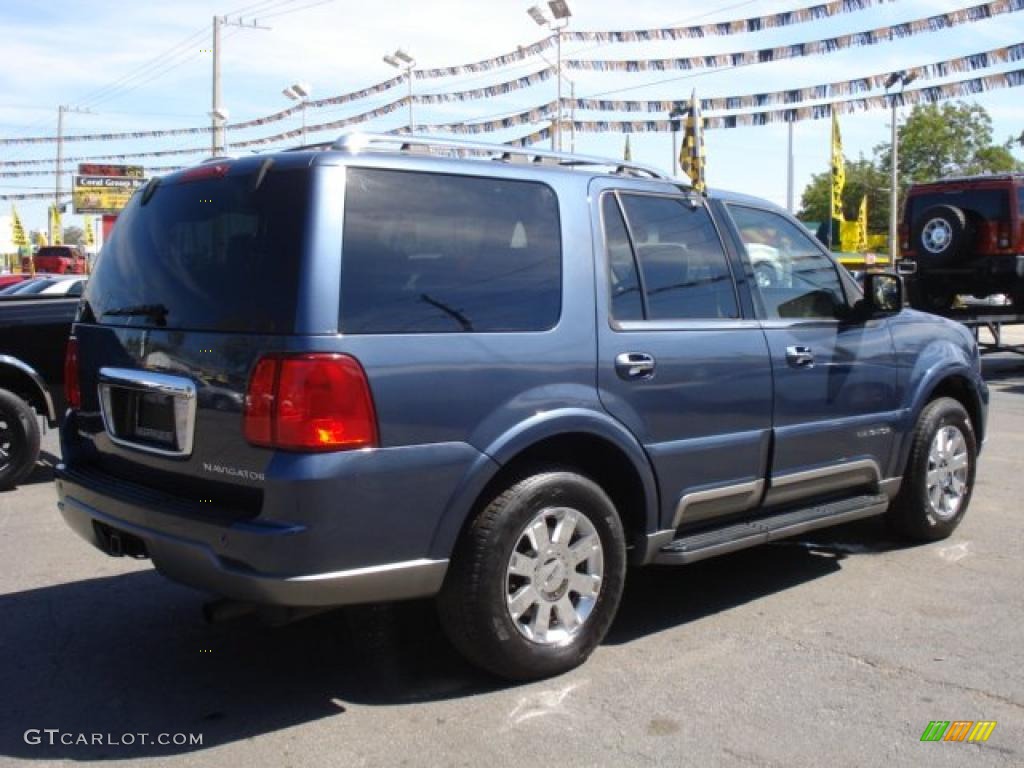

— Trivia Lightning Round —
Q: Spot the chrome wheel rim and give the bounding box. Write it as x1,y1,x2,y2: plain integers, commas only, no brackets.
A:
505,506,604,646
926,425,970,520
921,218,953,254
0,417,12,471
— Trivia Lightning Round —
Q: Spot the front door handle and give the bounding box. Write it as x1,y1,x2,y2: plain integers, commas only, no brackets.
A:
615,352,656,380
786,345,815,368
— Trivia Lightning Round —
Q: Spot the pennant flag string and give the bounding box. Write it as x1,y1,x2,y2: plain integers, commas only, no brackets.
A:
0,146,210,169
568,42,1024,114
1,59,1021,180
558,68,1024,136
416,0,898,79
564,0,1024,74
2,1,1018,147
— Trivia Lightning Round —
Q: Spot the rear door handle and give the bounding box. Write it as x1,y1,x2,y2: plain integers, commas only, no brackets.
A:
615,352,656,380
786,345,815,368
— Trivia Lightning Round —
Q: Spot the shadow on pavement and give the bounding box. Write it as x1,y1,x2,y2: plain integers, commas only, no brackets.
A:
607,515,904,646
24,451,59,486
0,516,899,760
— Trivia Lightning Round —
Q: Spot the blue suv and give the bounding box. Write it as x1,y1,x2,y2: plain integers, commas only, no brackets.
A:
57,134,987,680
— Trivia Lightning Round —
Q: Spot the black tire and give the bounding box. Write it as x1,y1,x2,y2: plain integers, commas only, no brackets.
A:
437,470,627,681
912,205,971,267
0,388,41,491
887,397,977,542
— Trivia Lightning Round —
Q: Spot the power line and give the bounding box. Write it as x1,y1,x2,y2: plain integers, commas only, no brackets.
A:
256,0,336,21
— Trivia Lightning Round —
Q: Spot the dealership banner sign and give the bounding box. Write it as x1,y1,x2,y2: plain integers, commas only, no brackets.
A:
73,173,146,214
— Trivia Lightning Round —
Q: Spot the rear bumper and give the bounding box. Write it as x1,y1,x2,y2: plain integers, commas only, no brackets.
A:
56,465,449,607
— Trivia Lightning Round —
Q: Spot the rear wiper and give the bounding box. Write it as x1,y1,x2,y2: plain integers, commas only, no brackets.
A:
101,303,169,325
420,293,473,332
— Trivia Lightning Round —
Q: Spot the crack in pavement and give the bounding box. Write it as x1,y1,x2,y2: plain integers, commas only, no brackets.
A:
807,642,1024,711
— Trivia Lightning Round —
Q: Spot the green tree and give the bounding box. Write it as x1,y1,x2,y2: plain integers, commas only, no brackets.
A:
875,101,1023,182
62,226,83,245
798,156,890,233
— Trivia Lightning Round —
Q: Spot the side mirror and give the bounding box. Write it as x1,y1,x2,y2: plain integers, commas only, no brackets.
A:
860,271,903,318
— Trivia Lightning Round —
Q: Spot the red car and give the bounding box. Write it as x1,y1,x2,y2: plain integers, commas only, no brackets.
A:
21,245,88,275
0,274,32,290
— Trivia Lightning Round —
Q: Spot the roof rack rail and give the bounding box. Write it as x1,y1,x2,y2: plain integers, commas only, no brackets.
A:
328,132,675,181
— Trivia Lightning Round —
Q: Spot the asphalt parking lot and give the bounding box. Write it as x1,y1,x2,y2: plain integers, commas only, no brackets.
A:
1,347,1022,767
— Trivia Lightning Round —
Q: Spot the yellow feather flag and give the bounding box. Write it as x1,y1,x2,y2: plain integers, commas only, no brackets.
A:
83,216,95,247
679,89,706,194
856,195,869,253
49,204,63,245
10,205,28,247
830,110,845,222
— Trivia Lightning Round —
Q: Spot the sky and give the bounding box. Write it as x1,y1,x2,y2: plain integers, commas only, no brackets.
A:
1,0,1023,236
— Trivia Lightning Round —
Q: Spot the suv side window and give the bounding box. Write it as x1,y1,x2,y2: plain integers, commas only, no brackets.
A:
601,194,644,321
341,168,562,334
1018,187,1024,217
612,193,738,320
727,205,848,321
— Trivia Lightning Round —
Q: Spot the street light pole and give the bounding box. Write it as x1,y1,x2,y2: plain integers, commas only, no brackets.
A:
384,49,416,133
407,66,413,132
890,97,898,258
528,2,572,151
210,14,269,156
55,104,92,243
283,83,312,145
555,27,562,151
212,15,223,154
885,71,918,260
669,107,684,177
786,118,795,213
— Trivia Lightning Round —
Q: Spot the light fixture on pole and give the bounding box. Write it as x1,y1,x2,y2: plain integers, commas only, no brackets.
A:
283,82,312,146
384,49,416,133
527,1,572,151
884,70,918,260
668,106,685,177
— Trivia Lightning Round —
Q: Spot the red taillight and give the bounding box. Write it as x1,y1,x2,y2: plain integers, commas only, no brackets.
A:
64,338,81,410
179,163,231,184
244,354,377,451
243,358,278,445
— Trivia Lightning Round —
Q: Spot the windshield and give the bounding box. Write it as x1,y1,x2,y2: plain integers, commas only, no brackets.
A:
84,166,310,333
37,247,74,258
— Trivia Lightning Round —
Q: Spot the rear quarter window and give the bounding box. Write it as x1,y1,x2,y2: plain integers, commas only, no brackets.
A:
340,168,562,334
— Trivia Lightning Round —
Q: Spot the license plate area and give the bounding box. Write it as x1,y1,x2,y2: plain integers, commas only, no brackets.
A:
98,368,197,457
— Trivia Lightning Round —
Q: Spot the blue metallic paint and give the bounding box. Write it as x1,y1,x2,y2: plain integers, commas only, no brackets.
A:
56,154,988,609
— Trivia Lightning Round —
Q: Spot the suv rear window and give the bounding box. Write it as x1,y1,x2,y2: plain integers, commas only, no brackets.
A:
37,246,75,258
85,168,309,333
340,168,561,334
907,189,1010,223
